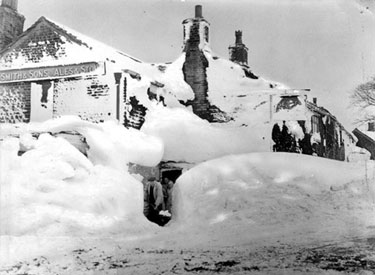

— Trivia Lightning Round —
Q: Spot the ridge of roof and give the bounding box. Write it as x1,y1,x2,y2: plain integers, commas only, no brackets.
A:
353,128,375,143
40,16,90,49
0,16,143,64
40,16,143,63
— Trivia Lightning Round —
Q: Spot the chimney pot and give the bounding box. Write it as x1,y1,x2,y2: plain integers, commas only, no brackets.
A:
313,97,317,105
368,122,375,132
195,5,203,18
235,30,243,45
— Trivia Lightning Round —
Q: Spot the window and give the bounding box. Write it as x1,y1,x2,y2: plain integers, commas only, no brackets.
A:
311,115,320,133
204,26,209,42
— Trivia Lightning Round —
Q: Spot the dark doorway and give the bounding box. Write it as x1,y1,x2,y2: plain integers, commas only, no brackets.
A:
161,169,182,183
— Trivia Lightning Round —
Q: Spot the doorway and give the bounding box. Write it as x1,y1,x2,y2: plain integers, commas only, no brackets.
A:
161,168,182,184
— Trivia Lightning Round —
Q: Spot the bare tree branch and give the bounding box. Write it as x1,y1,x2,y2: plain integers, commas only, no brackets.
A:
350,77,375,124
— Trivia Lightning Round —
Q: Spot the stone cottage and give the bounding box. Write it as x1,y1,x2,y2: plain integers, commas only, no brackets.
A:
0,2,357,164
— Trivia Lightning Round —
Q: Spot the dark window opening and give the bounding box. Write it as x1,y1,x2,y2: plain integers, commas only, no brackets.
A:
311,115,320,133
204,26,209,42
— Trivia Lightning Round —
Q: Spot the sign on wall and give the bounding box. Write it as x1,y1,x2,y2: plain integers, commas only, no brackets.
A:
0,62,105,83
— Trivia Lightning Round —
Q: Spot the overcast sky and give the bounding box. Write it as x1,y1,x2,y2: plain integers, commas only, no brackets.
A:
18,0,375,129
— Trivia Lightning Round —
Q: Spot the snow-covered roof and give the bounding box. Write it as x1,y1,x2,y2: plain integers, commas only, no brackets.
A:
358,129,375,142
0,16,166,79
0,16,142,64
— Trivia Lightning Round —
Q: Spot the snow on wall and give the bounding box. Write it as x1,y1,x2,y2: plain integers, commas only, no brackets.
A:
158,54,195,105
53,75,115,123
182,18,210,51
0,82,30,123
285,121,305,140
0,20,73,69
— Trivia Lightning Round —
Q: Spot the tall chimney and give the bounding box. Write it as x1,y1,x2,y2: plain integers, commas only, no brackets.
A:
313,97,317,105
195,5,202,18
1,0,18,10
235,30,243,45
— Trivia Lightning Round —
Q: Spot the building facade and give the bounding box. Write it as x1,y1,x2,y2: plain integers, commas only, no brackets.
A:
271,93,356,161
0,4,357,162
0,14,155,127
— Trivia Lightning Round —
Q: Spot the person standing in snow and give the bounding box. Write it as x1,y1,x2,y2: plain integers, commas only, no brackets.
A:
272,123,282,152
143,177,164,225
162,177,174,213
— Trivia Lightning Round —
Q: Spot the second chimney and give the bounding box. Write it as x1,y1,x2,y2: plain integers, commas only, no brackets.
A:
235,30,243,45
313,97,317,105
1,0,18,11
195,5,202,18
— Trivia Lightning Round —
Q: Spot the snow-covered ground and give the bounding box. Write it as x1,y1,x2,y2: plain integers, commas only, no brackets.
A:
1,117,375,274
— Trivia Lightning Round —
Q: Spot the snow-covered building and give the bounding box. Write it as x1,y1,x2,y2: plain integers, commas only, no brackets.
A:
0,2,357,165
0,10,158,125
271,93,356,161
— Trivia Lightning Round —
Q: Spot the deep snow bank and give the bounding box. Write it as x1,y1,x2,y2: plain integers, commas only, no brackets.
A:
141,106,272,163
0,117,164,237
174,153,375,237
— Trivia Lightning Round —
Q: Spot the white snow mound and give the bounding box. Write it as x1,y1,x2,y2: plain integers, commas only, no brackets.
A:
0,117,164,237
174,153,375,237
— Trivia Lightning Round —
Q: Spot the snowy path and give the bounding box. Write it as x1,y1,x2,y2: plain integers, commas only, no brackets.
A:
1,234,375,275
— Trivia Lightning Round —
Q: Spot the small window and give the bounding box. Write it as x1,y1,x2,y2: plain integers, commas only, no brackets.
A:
204,26,209,42
311,115,320,133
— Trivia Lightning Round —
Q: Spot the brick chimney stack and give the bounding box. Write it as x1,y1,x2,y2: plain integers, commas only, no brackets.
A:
182,5,212,120
229,30,249,65
1,0,18,10
0,0,24,52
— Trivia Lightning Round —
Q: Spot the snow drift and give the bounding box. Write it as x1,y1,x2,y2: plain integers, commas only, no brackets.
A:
174,153,375,242
0,117,164,237
141,105,273,163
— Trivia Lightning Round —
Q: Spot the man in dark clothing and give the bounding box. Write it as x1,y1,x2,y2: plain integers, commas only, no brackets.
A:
272,123,281,152
143,177,164,225
299,133,313,155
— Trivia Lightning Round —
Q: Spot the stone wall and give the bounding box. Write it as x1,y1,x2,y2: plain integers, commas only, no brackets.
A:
0,18,72,68
126,96,147,129
0,5,24,52
0,82,30,123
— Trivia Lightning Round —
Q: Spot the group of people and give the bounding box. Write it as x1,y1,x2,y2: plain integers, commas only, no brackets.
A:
143,176,174,226
272,121,314,155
